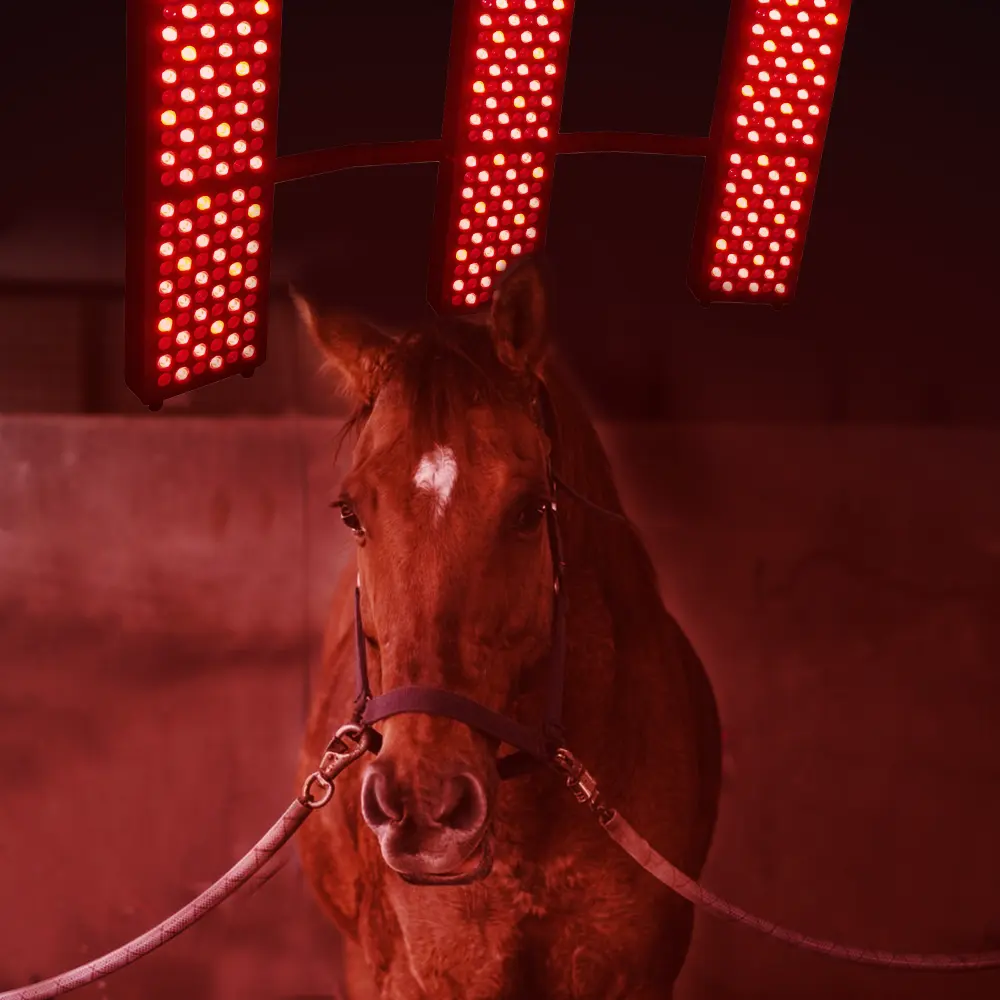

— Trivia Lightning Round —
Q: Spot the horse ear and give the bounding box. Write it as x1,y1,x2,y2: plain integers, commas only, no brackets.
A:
489,259,548,375
290,288,394,404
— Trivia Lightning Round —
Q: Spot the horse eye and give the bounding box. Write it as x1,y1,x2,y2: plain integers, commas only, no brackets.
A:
511,498,547,536
333,501,364,536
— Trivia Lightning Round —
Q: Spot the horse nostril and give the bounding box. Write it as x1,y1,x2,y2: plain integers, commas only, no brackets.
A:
432,773,487,833
361,765,404,829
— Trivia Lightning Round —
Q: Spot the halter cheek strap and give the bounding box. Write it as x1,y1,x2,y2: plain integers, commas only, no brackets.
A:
349,381,568,780
350,490,567,779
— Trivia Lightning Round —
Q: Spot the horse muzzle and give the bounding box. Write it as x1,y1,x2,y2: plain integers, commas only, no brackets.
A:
360,759,495,886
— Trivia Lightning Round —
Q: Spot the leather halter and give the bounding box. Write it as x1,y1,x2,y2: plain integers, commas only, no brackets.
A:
348,383,568,780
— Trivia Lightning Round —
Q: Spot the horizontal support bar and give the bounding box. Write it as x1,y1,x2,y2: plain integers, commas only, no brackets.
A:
274,139,446,184
273,132,710,184
556,131,711,157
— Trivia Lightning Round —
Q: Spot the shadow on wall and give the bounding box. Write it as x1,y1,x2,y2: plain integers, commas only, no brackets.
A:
1,417,999,999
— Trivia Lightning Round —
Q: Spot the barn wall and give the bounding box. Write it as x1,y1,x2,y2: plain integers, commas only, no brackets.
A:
1,416,998,1000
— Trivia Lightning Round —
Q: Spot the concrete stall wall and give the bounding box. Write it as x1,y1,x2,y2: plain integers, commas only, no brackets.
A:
1,416,999,1000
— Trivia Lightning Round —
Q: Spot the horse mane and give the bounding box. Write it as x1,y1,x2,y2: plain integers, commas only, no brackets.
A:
540,360,671,645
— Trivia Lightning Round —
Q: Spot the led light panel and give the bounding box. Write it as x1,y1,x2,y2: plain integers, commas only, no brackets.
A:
430,0,575,314
126,0,282,407
690,0,851,304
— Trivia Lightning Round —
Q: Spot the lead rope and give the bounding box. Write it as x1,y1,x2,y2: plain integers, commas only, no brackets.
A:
552,747,1000,972
0,803,313,1000
5,740,999,998
0,726,375,1000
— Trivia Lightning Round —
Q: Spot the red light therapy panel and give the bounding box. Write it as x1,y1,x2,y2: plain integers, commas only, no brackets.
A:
126,1,282,408
691,0,851,305
431,0,575,314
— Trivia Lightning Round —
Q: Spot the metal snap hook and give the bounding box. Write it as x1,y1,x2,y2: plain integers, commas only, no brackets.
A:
300,771,335,809
299,723,377,809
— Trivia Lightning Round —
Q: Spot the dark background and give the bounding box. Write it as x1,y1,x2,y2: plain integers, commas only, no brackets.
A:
2,6,1000,999
1,0,998,420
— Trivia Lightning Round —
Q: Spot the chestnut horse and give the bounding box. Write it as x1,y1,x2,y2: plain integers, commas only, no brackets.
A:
293,263,722,1000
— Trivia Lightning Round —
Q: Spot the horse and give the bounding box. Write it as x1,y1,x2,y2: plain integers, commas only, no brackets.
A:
292,261,722,1000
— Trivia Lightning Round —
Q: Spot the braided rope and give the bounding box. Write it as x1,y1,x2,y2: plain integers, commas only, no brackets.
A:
5,740,998,998
0,799,313,1000
601,810,1000,971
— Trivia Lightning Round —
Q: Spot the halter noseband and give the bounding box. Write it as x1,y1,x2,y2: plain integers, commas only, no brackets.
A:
348,381,568,781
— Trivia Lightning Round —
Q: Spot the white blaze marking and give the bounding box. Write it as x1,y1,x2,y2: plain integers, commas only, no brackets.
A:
414,445,459,520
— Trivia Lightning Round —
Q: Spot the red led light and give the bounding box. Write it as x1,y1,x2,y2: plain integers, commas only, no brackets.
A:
126,0,283,407
690,0,851,304
429,0,575,313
